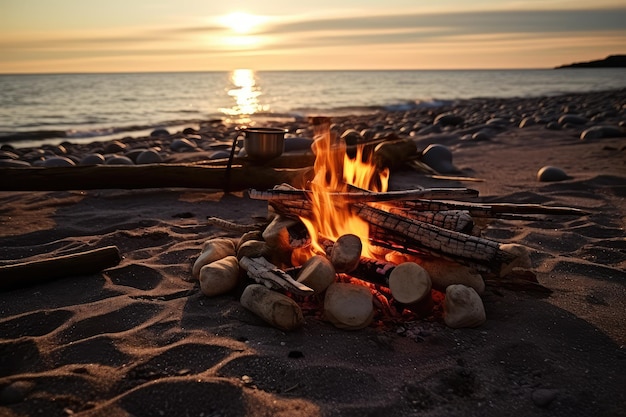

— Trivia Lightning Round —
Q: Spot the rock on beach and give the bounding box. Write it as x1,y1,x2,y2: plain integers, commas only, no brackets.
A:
537,166,569,182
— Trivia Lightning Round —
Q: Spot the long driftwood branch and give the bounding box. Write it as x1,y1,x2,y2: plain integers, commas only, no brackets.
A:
0,164,313,191
0,246,121,291
249,187,479,202
193,153,316,169
394,199,589,217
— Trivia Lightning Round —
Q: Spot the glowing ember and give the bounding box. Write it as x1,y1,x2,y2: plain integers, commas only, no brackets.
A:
300,118,389,258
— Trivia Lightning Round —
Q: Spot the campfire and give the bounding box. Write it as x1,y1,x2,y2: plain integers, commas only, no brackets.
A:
194,117,586,332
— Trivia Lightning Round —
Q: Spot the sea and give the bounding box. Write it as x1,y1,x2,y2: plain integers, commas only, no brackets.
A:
1,69,625,148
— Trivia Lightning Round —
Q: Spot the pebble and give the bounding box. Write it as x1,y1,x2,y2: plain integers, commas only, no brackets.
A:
123,148,146,162
485,117,509,126
0,159,30,167
79,153,106,165
103,140,127,154
531,388,559,407
42,156,75,167
150,128,170,137
208,150,230,160
0,381,35,404
580,125,624,140
471,131,491,141
518,117,536,128
537,166,568,182
434,112,464,126
105,155,134,165
545,121,561,130
421,144,457,173
136,149,162,164
558,114,587,125
0,150,20,160
170,138,197,152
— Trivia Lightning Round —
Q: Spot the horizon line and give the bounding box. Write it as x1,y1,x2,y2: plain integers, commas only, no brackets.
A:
0,67,573,76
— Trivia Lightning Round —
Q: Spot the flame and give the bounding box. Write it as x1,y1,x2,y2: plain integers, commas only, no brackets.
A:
300,119,389,260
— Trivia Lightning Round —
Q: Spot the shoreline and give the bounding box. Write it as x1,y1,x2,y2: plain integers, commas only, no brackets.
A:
1,88,625,416
1,82,625,149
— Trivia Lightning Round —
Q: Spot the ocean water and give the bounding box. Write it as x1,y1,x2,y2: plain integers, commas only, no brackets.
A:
1,69,625,147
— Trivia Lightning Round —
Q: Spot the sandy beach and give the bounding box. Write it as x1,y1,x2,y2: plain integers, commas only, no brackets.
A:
1,89,625,417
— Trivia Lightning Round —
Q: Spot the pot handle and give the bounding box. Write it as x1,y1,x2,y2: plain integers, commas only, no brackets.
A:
224,133,241,193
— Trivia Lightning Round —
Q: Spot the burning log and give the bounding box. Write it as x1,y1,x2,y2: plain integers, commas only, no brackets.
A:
386,208,474,233
355,204,528,275
344,256,397,286
267,198,474,233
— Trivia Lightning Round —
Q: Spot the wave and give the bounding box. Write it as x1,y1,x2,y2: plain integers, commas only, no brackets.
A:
0,99,455,146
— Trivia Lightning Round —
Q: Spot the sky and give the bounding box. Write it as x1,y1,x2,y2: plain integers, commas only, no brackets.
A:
1,0,625,73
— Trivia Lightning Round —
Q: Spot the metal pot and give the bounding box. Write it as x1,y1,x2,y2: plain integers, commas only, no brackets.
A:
243,127,286,161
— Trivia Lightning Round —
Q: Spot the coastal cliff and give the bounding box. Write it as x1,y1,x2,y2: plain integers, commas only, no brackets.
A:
556,54,626,68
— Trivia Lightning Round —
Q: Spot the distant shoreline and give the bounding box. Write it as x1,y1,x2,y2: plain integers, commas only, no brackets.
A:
555,55,626,69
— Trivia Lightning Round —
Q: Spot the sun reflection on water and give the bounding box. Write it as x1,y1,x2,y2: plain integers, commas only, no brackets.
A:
219,69,268,122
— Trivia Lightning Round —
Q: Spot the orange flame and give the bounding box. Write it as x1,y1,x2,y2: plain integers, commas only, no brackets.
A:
300,120,389,260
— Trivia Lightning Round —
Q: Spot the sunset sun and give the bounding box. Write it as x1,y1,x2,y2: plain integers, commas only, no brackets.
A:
218,12,265,34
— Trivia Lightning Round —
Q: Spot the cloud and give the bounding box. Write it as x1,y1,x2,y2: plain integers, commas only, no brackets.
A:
2,7,625,69
263,8,626,36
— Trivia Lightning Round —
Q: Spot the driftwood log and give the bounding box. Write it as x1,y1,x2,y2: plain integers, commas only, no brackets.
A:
0,164,313,191
194,153,316,169
0,246,121,291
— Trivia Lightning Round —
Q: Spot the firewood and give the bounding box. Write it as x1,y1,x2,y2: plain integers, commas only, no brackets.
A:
240,284,304,331
323,282,374,330
414,257,485,294
330,234,363,273
355,204,519,274
249,187,479,203
207,217,264,233
238,256,314,296
396,199,589,217
0,246,121,291
192,238,236,279
345,256,397,286
198,256,241,297
387,208,474,233
296,255,336,294
0,164,313,191
443,284,486,328
388,262,432,305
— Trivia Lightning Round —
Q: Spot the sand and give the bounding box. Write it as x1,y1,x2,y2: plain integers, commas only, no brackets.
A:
1,94,625,416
